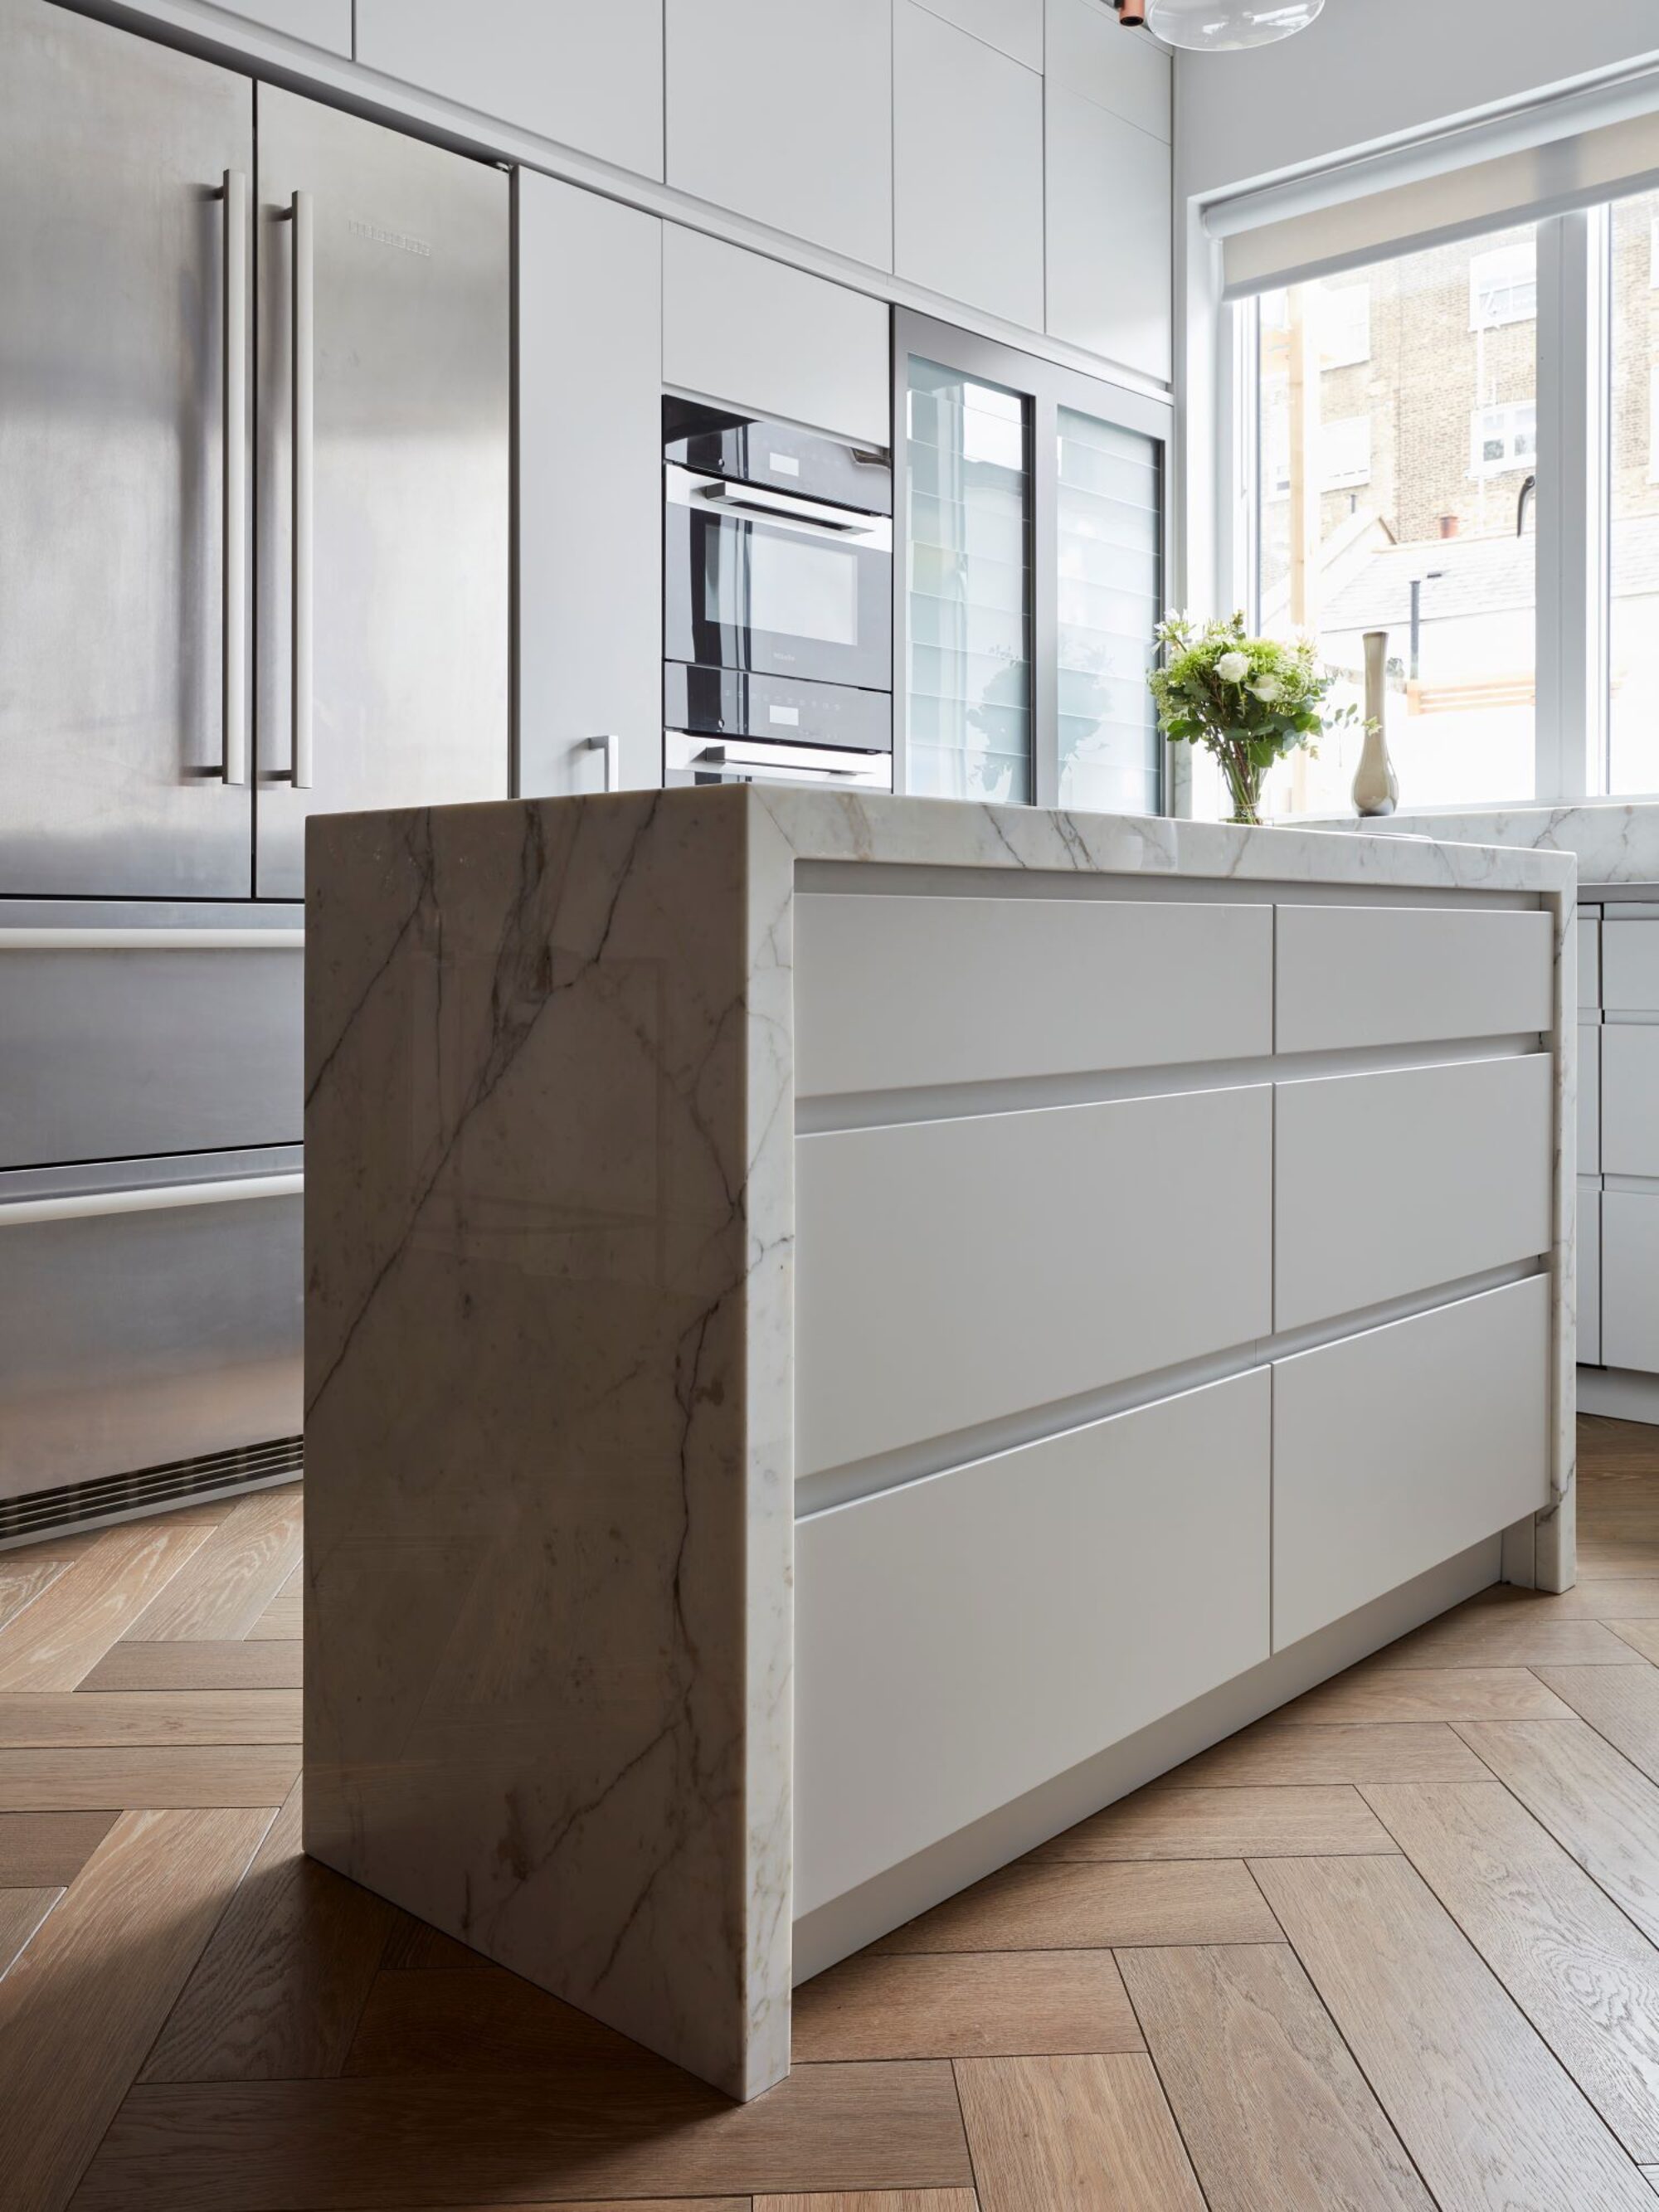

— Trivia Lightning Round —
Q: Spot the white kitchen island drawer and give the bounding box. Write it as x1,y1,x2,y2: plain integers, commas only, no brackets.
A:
1603,1024,1659,1178
1581,1178,1602,1367
1274,1054,1553,1330
794,893,1272,1098
794,1367,1271,1913
1276,904,1552,1053
1272,1276,1549,1650
1603,916,1659,1012
796,1083,1272,1475
1603,1190,1659,1373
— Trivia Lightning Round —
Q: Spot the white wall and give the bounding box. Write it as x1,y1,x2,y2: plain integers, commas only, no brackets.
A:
1178,0,1659,201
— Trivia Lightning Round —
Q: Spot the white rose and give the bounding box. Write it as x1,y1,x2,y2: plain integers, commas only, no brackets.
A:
1251,674,1282,702
1215,650,1250,683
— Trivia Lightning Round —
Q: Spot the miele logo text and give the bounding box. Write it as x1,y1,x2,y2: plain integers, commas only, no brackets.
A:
348,218,431,257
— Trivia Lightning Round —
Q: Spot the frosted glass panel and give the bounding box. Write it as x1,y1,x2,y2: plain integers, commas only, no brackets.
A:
906,359,1033,804
1057,408,1161,819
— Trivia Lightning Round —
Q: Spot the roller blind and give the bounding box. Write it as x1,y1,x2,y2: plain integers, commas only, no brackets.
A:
1209,61,1659,298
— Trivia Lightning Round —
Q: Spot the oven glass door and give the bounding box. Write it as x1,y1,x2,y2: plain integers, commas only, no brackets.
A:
666,474,892,692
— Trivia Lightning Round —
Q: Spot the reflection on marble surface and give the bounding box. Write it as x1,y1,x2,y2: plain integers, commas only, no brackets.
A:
303,787,1576,2101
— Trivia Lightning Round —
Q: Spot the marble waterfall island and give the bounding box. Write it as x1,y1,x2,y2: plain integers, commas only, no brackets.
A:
303,787,1575,2101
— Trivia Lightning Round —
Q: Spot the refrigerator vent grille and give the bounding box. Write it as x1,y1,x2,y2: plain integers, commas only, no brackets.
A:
0,1437,302,1550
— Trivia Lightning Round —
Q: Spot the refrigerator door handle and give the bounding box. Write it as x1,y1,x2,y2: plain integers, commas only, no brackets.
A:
220,169,249,788
288,189,315,792
0,1173,304,1230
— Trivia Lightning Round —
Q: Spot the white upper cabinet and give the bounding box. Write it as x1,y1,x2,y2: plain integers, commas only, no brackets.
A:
911,0,1044,68
1045,0,1170,139
355,0,664,179
894,0,1044,330
206,0,351,50
1046,93,1171,380
665,0,893,269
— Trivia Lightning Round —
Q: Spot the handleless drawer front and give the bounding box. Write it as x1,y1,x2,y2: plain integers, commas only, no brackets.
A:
795,1368,1271,1913
796,1083,1272,1475
1603,1191,1659,1374
0,930,304,1169
1273,1054,1553,1330
0,1165,303,1502
794,893,1272,1097
1580,1178,1603,1367
1603,917,1659,1012
1272,1276,1549,1650
1274,904,1552,1054
1581,1021,1601,1175
1602,1024,1659,1179
1580,911,1601,1011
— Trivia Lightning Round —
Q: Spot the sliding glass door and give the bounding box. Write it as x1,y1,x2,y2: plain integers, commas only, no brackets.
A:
897,314,1171,813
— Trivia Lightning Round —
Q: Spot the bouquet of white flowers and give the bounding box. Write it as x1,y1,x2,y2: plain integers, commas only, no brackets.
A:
1148,611,1366,826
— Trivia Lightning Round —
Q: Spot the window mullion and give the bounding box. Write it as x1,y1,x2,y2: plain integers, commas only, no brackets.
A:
1535,209,1607,801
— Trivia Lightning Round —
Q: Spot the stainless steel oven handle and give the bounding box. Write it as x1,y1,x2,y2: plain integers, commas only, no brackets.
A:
0,1174,304,1230
219,169,249,789
693,745,861,780
696,480,879,536
288,188,315,792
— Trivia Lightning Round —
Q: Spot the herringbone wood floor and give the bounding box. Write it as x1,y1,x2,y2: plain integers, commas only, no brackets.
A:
2,1421,1659,2208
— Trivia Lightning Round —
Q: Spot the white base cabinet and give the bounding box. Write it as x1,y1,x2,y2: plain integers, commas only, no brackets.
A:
795,1367,1271,1913
1604,1189,1659,1374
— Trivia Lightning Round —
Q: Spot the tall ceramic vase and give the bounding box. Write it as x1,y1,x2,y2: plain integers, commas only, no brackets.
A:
1352,629,1399,818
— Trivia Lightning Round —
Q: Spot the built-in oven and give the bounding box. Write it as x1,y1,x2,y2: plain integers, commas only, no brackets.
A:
664,401,893,790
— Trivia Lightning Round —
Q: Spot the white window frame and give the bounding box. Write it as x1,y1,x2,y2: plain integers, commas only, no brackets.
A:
1469,398,1539,478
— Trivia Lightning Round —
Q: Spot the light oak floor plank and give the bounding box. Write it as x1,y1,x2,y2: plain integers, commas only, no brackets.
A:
0,1555,71,1636
1172,1720,1488,1786
246,1563,301,1641
0,1690,300,1748
873,1860,1281,1954
1252,1853,1655,2211
342,1965,662,2076
0,1811,115,1887
757,2197,978,2212
0,1805,275,2212
1612,1620,1659,1663
1534,1663,1659,1785
78,1640,303,1692
1365,1780,1659,2161
0,1520,216,1691
0,1745,299,1812
1282,1665,1574,1723
119,1489,301,1645
0,1887,61,1976
377,1912,491,1972
1376,1615,1640,1667
1457,1719,1659,1947
1029,1784,1394,1861
1581,1534,1659,1578
954,2053,1204,2212
1582,1417,1659,1474
142,1782,396,2083
1472,1579,1659,1619
69,2062,975,2210
793,1949,1142,2063
1118,1942,1432,2212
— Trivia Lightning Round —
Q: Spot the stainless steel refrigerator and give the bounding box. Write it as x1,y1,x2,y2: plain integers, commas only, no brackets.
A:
0,0,510,1539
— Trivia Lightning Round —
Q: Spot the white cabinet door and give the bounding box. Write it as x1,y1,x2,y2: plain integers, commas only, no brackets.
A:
894,1,1044,330
1045,89,1171,382
356,0,664,177
1581,1021,1602,1175
795,1368,1270,1912
1273,1276,1549,1650
1275,906,1552,1054
662,228,891,445
1044,0,1170,139
1579,909,1601,1011
1603,1024,1659,1179
1274,1055,1553,1330
795,893,1272,1096
796,1082,1272,1474
1580,1178,1602,1368
1603,1190,1659,1375
1603,916,1659,1013
517,176,661,796
210,0,350,49
665,0,892,268
913,0,1043,66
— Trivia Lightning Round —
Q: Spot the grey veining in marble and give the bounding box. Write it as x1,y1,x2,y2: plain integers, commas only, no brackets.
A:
1310,801,1659,890
302,786,1576,2103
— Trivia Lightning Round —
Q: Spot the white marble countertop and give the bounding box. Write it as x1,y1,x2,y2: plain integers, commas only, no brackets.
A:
1302,801,1659,889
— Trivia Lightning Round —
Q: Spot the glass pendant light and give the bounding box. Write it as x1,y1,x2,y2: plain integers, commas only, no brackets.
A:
1117,0,1324,51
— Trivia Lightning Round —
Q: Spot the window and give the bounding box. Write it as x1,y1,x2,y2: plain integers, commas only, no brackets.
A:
1608,189,1659,794
1470,241,1537,328
1250,228,1538,815
1320,282,1371,368
1322,416,1372,489
1470,400,1537,477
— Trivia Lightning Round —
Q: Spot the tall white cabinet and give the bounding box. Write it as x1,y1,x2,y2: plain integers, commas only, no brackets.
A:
1588,903,1659,1383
